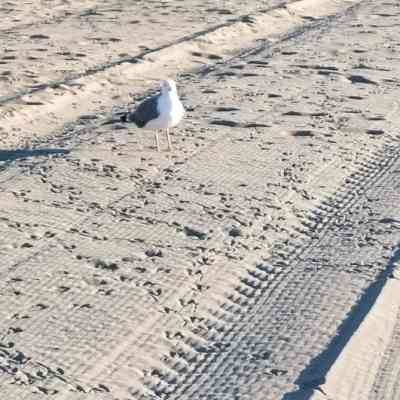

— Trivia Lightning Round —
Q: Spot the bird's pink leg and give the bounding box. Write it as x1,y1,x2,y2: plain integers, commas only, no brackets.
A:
154,131,160,152
166,128,173,151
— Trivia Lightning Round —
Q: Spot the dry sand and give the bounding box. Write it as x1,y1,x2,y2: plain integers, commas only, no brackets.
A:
0,0,286,146
0,0,360,147
0,0,400,399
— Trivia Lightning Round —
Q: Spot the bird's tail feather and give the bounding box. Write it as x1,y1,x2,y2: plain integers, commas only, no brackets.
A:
121,111,136,123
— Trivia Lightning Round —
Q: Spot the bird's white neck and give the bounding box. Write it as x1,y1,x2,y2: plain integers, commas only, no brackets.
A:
162,88,179,99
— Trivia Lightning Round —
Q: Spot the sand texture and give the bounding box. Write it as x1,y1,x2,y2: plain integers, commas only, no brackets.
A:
0,0,400,399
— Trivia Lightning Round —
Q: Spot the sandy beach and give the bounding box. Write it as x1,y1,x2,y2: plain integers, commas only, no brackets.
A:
0,0,400,399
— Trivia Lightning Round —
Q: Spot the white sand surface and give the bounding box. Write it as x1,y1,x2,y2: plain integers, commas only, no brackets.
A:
0,0,400,399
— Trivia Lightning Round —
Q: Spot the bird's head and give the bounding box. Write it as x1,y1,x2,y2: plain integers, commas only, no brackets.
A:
160,79,177,94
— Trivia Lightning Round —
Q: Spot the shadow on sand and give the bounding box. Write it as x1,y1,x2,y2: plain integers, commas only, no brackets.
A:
0,148,70,164
282,246,400,400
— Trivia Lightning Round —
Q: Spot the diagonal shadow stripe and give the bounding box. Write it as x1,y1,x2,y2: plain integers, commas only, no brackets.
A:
0,148,70,163
282,245,400,400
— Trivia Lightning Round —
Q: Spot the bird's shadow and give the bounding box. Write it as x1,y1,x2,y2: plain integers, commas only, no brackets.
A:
0,148,70,164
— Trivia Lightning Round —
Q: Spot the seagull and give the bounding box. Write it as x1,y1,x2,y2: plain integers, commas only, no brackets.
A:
121,79,185,151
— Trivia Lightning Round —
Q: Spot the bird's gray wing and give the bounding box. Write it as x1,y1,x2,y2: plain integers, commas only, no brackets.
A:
124,94,160,127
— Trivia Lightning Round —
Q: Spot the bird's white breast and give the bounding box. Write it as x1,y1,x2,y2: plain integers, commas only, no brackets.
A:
144,92,184,130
